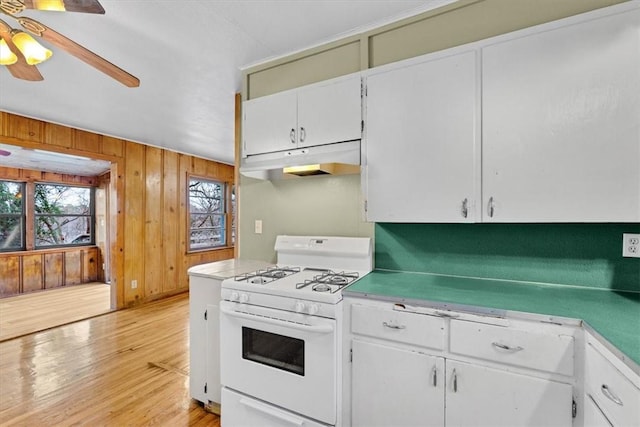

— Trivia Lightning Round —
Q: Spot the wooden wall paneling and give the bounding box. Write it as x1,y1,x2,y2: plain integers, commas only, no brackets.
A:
0,166,20,180
22,254,44,293
144,147,163,298
21,169,42,181
3,114,43,142
123,142,145,305
191,157,208,176
110,160,125,309
44,123,73,148
101,136,124,158
177,155,191,287
82,248,98,282
0,256,20,297
44,252,64,289
65,251,82,286
74,129,102,153
162,151,179,292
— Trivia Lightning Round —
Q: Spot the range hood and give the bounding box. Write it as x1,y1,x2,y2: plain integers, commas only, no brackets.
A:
240,140,361,180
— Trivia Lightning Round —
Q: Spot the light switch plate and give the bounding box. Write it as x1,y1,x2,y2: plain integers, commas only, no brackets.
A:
254,220,263,234
622,233,640,258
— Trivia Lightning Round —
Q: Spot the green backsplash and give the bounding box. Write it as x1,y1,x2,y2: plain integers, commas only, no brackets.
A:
375,223,640,292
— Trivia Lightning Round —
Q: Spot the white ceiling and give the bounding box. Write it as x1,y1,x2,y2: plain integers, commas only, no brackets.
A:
0,0,455,169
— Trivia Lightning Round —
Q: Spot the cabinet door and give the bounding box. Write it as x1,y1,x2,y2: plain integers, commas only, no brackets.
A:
584,395,613,427
351,339,445,427
482,9,640,222
188,277,211,403
445,359,573,427
365,50,479,222
243,90,297,156
297,76,362,148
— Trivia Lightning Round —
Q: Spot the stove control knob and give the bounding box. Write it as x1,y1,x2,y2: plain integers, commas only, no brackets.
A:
230,292,239,302
307,304,319,315
239,293,249,303
294,301,306,313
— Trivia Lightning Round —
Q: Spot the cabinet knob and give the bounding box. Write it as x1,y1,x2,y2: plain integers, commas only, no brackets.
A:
299,127,306,142
431,366,437,387
290,128,296,144
452,368,458,393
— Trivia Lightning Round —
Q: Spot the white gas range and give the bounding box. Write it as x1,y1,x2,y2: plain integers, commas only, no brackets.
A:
220,235,372,427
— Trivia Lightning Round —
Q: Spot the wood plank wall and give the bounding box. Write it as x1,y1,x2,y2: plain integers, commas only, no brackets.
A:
0,112,234,308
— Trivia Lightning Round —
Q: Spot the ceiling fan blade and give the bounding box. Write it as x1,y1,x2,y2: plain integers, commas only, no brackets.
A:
21,0,105,14
0,18,43,80
17,16,139,87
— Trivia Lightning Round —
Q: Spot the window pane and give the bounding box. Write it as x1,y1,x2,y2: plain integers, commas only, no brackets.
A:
0,181,24,250
0,217,23,250
188,177,226,250
35,184,91,215
35,216,92,247
0,181,23,214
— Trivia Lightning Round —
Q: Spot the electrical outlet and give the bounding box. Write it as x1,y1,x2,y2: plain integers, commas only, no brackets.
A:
622,233,640,258
254,220,263,234
131,279,138,289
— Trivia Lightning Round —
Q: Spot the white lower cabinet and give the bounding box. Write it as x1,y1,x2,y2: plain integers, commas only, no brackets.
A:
445,359,572,426
345,298,576,427
352,339,445,426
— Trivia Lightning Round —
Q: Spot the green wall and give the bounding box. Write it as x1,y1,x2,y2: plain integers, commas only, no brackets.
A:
375,223,640,292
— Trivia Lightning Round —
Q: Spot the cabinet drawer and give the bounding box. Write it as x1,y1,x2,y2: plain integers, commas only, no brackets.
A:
351,304,445,350
585,343,640,427
449,320,574,375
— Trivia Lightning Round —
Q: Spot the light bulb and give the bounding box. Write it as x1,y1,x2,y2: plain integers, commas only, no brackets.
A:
0,38,18,65
12,30,52,65
34,0,66,11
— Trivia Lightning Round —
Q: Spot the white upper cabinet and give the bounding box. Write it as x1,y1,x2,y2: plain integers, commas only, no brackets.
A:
482,8,640,222
364,50,479,222
243,76,362,157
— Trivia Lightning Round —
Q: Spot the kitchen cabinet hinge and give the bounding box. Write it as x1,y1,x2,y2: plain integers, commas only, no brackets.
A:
572,399,577,418
204,310,207,321
350,348,353,363
204,382,208,394
364,200,368,212
361,120,364,133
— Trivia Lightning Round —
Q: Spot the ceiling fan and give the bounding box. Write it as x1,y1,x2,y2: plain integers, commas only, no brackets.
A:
0,0,139,87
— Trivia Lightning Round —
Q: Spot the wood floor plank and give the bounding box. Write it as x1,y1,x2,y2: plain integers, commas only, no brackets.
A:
0,283,112,341
0,293,219,426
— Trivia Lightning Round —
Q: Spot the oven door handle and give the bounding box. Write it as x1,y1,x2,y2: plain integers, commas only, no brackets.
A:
221,306,334,334
240,397,305,426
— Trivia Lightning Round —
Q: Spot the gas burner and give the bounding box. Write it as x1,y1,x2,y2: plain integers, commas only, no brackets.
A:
235,266,301,284
295,271,360,292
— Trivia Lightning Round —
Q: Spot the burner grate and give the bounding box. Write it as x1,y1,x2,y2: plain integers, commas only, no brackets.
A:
234,266,301,284
295,271,359,292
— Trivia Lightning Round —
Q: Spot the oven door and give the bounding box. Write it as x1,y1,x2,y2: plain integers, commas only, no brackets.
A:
220,300,337,425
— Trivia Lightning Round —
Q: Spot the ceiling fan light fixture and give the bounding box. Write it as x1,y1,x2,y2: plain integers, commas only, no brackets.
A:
0,38,17,65
11,29,52,65
33,0,66,12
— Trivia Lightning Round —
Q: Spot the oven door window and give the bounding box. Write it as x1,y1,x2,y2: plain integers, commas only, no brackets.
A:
242,327,304,376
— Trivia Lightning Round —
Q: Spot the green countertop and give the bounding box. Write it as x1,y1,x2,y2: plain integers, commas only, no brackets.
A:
344,270,640,368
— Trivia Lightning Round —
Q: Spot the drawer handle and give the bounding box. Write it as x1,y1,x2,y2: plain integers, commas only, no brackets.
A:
492,342,524,352
601,385,623,406
431,366,437,387
382,321,406,330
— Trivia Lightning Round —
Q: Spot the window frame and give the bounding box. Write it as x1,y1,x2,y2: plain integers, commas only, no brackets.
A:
187,175,233,252
33,182,96,249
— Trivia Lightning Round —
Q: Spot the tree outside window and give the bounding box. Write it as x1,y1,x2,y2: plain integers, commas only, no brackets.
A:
188,178,226,250
0,181,24,251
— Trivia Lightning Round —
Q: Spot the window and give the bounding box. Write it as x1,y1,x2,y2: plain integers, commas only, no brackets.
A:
34,184,94,248
188,177,227,250
0,181,25,251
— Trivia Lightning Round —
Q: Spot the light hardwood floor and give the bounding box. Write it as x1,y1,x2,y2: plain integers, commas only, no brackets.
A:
0,283,112,342
0,293,219,426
